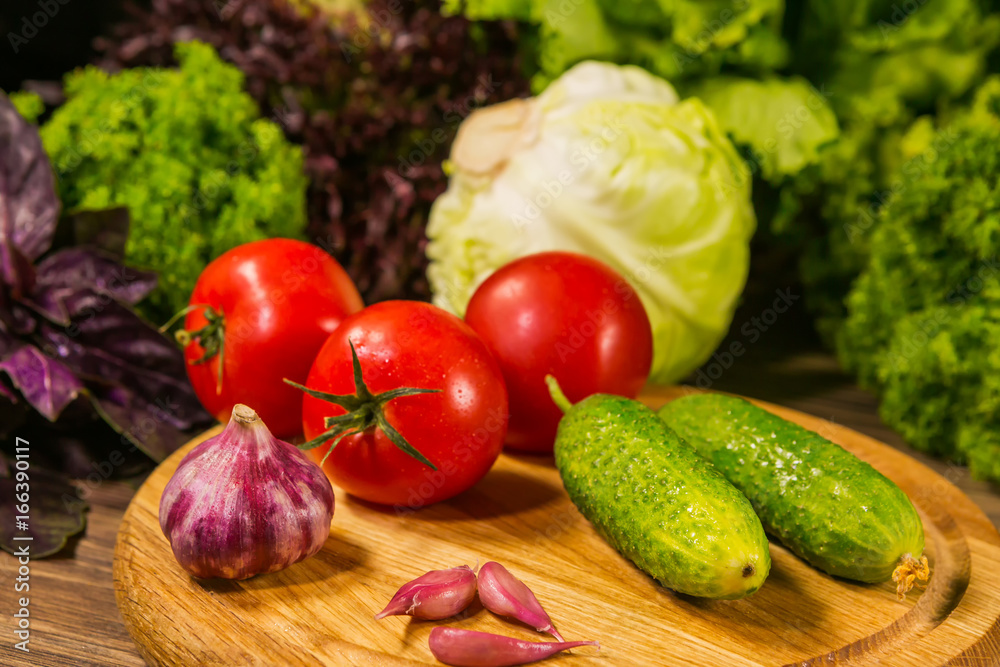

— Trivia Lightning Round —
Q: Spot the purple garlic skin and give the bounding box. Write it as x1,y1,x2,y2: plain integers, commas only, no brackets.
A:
375,565,477,620
428,627,598,667
477,562,564,641
159,404,335,579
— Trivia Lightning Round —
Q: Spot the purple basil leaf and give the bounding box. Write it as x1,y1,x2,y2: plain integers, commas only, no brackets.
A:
0,242,37,299
0,289,9,333
0,327,16,356
0,345,83,421
0,466,87,558
0,92,59,262
42,434,99,479
87,385,195,462
36,291,210,432
66,208,131,260
71,297,188,374
20,283,73,325
8,302,37,335
36,247,157,306
0,293,35,335
0,360,14,401
44,296,195,400
0,332,18,402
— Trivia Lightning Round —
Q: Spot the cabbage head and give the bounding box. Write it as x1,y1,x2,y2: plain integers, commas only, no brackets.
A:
425,61,756,383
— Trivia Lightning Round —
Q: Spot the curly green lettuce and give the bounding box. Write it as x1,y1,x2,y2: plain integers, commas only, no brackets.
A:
445,0,788,91
791,0,1000,343
37,41,307,319
448,0,533,18
838,79,1000,481
8,91,43,123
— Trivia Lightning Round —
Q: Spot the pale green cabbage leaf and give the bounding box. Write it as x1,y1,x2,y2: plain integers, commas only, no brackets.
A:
426,61,756,383
684,76,840,183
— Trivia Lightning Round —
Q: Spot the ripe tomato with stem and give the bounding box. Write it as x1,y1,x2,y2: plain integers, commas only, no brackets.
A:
174,239,363,439
289,301,508,507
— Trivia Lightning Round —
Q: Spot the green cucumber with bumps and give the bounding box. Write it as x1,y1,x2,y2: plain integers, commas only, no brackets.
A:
546,378,770,599
657,393,928,598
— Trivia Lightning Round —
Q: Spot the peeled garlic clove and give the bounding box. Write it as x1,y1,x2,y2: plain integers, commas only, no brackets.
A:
159,404,335,579
428,627,598,667
375,565,477,621
477,562,563,641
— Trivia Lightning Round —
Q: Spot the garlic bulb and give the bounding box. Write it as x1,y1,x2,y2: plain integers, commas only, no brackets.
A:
159,404,335,579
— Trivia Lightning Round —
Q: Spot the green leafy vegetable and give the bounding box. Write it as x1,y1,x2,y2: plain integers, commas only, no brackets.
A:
684,76,840,183
447,0,533,19
446,0,788,91
36,41,308,320
8,92,43,124
425,61,755,384
838,78,1000,482
790,0,1000,342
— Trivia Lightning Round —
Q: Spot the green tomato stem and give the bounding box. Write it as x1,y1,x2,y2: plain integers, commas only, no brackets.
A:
285,340,440,470
545,375,573,414
171,305,226,395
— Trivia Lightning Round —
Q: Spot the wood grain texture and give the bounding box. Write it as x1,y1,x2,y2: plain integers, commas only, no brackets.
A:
1,482,146,667
113,388,1000,667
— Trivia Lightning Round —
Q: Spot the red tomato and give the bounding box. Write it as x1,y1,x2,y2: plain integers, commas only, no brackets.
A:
182,239,363,438
300,301,508,508
465,251,652,453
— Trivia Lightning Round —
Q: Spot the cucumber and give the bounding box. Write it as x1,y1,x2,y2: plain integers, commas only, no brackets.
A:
658,394,928,598
547,378,770,599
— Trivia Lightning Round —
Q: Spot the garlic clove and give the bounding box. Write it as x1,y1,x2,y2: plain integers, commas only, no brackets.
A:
477,562,563,641
428,627,598,667
159,404,334,580
375,565,477,621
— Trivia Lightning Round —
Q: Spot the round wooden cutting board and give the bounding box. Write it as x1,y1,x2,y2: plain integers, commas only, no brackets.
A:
114,388,1000,666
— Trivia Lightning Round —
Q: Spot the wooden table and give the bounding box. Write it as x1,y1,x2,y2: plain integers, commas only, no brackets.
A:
3,351,999,667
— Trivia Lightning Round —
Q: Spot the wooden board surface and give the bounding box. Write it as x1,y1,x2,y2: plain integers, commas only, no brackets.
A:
113,388,1000,666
